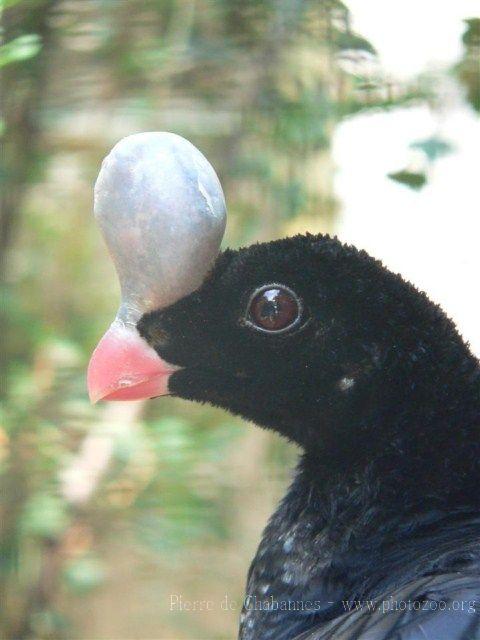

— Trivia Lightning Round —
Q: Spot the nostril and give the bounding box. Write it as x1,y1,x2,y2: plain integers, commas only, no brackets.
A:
137,319,170,348
150,325,169,344
149,327,170,348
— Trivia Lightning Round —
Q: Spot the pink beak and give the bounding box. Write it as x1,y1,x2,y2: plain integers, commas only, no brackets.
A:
87,321,179,403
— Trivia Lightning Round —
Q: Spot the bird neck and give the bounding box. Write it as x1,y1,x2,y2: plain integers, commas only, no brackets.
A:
265,336,480,580
249,332,480,598
299,317,480,514
241,298,480,640
248,451,480,614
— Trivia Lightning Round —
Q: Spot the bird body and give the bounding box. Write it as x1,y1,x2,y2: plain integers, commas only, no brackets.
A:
139,235,480,640
88,135,480,639
240,458,480,639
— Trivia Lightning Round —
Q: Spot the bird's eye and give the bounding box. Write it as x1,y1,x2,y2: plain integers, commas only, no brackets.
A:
246,285,301,333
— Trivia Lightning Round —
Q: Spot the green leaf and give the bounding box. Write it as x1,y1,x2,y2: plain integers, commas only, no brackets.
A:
388,169,427,190
63,557,106,593
462,18,480,48
0,0,26,10
0,34,42,69
410,136,454,162
335,30,377,55
20,493,69,539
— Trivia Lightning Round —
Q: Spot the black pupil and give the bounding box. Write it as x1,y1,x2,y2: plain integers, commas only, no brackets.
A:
250,288,299,331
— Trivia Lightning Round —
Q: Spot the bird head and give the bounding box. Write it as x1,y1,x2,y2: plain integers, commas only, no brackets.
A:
136,234,427,452
87,133,461,457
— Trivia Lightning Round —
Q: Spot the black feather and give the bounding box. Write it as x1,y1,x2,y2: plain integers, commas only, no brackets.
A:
138,234,480,640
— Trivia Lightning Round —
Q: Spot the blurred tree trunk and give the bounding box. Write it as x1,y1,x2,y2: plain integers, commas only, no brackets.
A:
0,4,59,633
0,0,57,282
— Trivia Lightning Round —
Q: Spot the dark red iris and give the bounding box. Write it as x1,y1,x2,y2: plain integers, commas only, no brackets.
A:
249,287,300,332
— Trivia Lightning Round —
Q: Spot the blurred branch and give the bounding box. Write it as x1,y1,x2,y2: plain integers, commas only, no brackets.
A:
10,401,144,639
0,0,57,282
60,401,144,505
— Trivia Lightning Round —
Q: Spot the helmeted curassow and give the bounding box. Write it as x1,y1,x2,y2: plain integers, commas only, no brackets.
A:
87,136,480,640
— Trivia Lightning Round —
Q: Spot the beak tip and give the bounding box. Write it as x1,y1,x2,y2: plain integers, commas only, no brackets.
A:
88,387,103,404
86,368,108,404
87,322,177,403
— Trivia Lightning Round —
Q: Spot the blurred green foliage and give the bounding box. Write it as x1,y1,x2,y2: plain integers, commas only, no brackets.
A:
387,168,427,191
456,18,480,112
0,33,41,68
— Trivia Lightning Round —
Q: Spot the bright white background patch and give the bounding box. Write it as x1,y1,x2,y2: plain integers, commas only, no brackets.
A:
333,0,480,356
